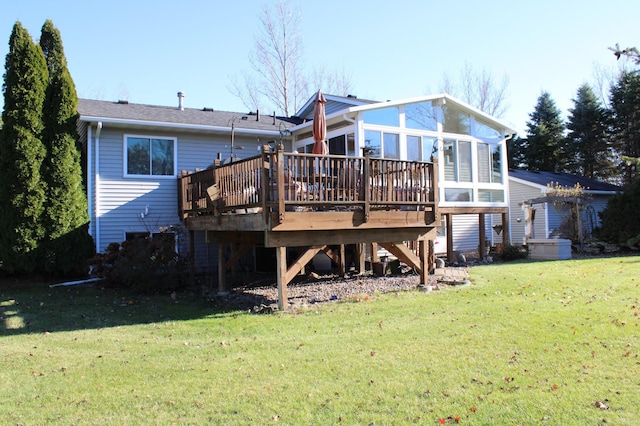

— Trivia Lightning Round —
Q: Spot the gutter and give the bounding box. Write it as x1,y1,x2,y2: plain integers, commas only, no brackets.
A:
79,116,283,137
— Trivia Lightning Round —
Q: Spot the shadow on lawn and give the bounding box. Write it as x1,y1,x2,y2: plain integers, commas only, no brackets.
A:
0,278,273,336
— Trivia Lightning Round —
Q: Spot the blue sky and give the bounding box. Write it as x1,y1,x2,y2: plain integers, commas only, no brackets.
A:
1,0,638,135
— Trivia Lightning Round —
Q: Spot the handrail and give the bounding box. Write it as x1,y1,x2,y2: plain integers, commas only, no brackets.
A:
178,146,437,223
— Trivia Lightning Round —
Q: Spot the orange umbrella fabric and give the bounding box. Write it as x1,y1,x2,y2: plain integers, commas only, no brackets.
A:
312,90,329,155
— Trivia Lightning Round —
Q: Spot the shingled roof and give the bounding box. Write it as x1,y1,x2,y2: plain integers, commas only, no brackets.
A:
77,98,300,132
509,169,620,192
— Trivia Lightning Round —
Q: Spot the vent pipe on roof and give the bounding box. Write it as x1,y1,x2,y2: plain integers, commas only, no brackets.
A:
177,91,185,111
256,109,260,121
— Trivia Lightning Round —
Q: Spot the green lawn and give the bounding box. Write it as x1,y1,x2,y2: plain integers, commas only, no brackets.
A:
1,256,639,425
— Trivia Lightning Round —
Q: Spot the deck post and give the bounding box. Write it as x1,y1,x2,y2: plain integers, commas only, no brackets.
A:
445,214,454,262
217,242,228,295
276,246,288,310
428,239,435,274
419,239,428,285
276,148,285,223
478,213,486,259
189,230,195,285
356,243,365,274
363,152,371,222
501,211,510,247
338,244,346,276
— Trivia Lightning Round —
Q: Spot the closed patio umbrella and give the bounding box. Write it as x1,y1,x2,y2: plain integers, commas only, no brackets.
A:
312,90,329,155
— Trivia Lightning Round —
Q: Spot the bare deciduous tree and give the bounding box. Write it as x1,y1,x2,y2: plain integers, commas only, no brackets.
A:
438,62,510,117
309,65,354,97
230,0,306,117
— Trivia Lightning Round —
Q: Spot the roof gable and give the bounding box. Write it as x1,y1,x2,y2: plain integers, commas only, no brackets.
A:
295,93,377,121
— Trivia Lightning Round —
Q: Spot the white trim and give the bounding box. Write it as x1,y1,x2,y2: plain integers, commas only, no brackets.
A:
123,134,178,178
289,93,518,136
80,115,281,137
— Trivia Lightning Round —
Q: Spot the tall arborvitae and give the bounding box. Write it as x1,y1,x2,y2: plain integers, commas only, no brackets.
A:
40,19,94,276
524,92,566,172
565,84,615,182
0,22,48,274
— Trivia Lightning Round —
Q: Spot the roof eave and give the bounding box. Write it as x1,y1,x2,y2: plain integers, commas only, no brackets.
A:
78,115,282,136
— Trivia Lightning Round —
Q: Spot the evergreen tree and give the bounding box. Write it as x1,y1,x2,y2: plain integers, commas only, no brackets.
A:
524,92,565,172
39,20,94,276
565,84,615,181
0,22,48,274
507,135,528,170
609,71,640,186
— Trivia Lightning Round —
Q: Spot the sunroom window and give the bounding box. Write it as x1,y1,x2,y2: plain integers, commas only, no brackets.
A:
362,106,400,127
443,139,471,182
126,136,176,176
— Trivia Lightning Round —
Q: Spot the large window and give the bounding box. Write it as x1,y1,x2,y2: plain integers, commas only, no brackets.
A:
443,138,471,182
405,101,438,131
364,130,399,159
478,142,503,184
362,106,399,127
125,136,176,177
407,135,438,162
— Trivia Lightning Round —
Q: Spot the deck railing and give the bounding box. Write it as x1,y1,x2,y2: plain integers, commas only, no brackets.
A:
178,146,438,222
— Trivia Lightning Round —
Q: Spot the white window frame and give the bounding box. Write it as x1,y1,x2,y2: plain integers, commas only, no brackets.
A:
123,134,177,178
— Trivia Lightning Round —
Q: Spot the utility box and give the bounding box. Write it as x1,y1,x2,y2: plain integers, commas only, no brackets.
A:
527,239,572,260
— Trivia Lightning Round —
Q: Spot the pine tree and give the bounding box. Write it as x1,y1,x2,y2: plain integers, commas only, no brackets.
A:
524,92,565,172
565,84,615,182
39,19,94,276
609,71,640,186
507,135,528,170
0,22,48,274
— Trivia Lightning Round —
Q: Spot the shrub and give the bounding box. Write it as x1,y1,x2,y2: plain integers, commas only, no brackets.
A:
89,235,188,293
596,178,640,247
499,244,528,261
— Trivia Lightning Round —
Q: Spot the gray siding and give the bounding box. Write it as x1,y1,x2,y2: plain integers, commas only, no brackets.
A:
93,127,261,254
508,180,546,244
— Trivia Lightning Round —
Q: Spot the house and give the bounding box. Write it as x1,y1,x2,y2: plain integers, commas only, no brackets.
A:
77,92,516,307
508,169,620,245
77,94,299,275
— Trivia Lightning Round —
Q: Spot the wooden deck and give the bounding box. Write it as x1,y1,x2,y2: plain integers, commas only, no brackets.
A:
178,147,439,309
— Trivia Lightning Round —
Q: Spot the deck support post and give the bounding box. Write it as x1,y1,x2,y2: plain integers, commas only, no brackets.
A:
419,239,428,285
217,242,228,295
445,214,454,263
478,213,486,259
276,246,288,310
356,243,365,274
428,239,435,274
501,211,510,247
338,244,346,276
188,230,195,285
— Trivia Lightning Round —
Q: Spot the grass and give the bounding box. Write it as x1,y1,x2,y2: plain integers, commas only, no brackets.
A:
1,256,639,425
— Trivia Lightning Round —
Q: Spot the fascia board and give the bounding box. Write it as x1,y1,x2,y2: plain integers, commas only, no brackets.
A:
78,115,282,137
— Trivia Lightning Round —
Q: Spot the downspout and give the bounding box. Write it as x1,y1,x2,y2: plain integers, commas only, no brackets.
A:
94,121,103,252
87,124,93,238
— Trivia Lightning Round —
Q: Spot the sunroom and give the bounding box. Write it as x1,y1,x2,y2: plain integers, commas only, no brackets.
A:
290,93,516,259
